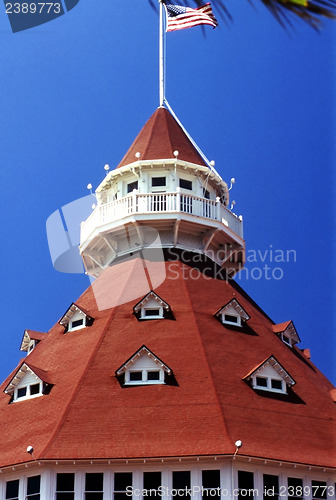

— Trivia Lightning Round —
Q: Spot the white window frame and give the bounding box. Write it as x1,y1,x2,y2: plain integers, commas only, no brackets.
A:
68,317,86,332
151,175,167,192
281,332,292,347
125,368,165,385
221,312,242,327
13,381,43,402
252,375,287,394
27,340,36,354
140,306,164,320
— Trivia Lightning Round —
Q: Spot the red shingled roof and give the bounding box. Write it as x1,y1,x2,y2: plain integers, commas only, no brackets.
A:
116,107,208,168
0,258,334,468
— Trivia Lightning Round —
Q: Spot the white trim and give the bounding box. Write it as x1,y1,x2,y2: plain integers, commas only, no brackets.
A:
125,367,165,385
252,374,287,394
13,381,43,402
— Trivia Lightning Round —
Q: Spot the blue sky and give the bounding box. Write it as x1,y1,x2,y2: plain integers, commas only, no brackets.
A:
0,0,334,384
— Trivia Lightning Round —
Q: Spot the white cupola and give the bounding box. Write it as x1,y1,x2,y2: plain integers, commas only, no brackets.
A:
80,107,245,277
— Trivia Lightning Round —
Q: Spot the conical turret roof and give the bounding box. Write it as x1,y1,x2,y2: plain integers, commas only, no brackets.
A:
0,258,335,468
116,107,208,168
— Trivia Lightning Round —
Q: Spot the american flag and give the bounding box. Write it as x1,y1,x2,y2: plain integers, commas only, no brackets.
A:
165,3,218,31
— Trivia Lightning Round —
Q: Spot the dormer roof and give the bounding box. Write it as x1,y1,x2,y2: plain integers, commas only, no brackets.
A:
116,107,208,169
272,320,301,345
59,303,93,328
115,346,172,377
20,330,46,352
244,355,296,387
215,298,250,322
4,362,52,395
133,291,170,314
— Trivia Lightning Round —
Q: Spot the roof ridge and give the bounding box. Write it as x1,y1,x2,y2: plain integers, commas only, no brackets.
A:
142,107,162,160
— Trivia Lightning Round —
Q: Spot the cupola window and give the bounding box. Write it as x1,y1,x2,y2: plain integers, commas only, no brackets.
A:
203,188,210,199
272,321,300,348
127,180,138,193
244,355,295,395
59,303,93,333
215,299,250,327
179,178,192,190
133,291,171,320
151,176,166,187
116,346,172,386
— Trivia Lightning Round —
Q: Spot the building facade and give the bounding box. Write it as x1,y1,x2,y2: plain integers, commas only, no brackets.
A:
0,107,335,500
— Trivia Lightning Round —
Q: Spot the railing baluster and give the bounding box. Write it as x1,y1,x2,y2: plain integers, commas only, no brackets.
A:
80,191,243,243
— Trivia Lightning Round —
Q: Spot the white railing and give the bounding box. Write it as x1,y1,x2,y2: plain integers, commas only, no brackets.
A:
81,192,243,243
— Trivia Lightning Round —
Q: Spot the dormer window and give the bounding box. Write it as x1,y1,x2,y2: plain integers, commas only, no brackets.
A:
59,304,93,333
244,355,296,395
70,318,85,330
133,291,171,320
20,330,46,354
14,381,43,401
4,363,52,403
215,299,250,327
272,321,300,348
116,346,172,386
27,340,36,354
126,368,164,385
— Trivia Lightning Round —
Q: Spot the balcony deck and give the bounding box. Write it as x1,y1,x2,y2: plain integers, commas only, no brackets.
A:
80,191,243,245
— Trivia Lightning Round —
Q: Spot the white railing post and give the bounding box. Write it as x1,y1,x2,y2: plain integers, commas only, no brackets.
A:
132,189,138,214
176,187,181,213
216,196,221,220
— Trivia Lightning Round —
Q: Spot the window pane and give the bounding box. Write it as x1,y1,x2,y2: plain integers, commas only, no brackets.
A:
312,481,327,499
6,479,19,499
224,314,238,323
85,494,103,500
17,387,27,398
202,470,220,499
85,473,104,492
179,179,192,190
56,473,75,492
271,380,282,390
203,189,210,199
127,181,138,193
129,372,143,382
56,494,74,500
238,471,254,500
114,472,132,492
143,472,161,495
256,377,267,387
71,319,84,328
263,474,279,499
288,477,303,499
147,371,160,381
27,475,41,495
145,309,160,316
152,177,166,187
30,384,40,395
173,471,191,498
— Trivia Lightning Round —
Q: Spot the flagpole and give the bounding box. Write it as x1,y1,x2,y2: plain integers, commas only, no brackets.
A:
159,0,166,107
